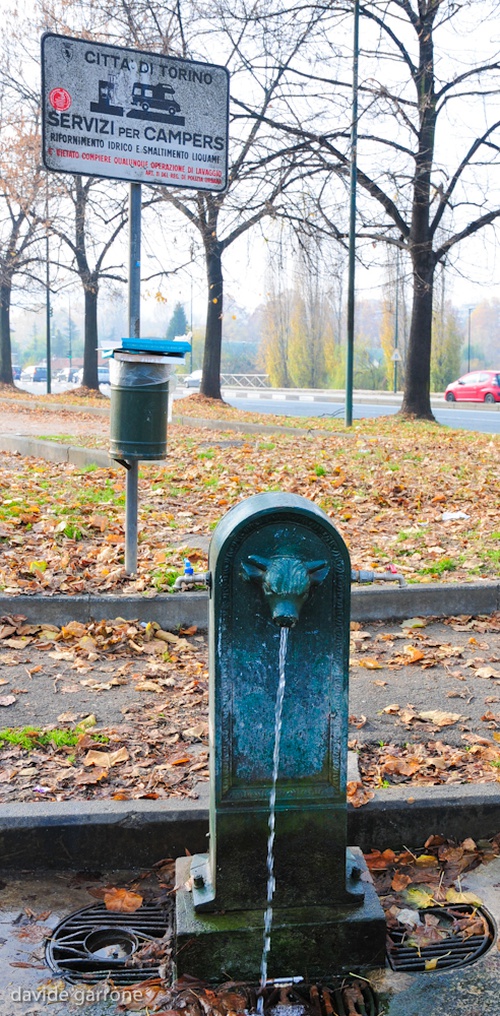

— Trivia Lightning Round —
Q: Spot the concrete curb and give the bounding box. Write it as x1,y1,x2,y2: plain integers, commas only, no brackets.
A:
0,434,111,467
0,582,498,628
0,396,108,417
1,783,499,870
171,414,316,436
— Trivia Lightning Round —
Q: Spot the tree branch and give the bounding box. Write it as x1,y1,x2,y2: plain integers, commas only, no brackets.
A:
434,207,500,263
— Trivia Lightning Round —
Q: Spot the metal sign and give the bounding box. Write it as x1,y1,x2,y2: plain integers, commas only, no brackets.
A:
41,33,229,191
391,349,402,362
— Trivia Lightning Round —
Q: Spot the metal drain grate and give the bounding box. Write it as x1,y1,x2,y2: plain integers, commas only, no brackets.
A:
387,904,494,973
45,902,172,984
252,980,379,1016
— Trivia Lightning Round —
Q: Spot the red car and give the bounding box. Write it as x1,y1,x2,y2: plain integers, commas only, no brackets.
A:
445,370,500,403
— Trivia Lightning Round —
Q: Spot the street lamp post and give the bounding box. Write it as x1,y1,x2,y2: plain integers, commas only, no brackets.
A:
394,248,400,394
68,297,72,370
45,179,51,394
345,0,359,428
467,307,472,373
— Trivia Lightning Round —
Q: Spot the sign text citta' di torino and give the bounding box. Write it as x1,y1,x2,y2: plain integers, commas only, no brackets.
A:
41,34,229,191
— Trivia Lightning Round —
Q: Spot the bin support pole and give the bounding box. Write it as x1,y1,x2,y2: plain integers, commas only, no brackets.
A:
125,459,139,573
125,182,141,575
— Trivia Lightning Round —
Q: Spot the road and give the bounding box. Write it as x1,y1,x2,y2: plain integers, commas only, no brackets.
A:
222,392,500,434
16,380,110,397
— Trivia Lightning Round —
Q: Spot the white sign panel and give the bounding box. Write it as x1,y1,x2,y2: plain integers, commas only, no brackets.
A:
42,33,229,191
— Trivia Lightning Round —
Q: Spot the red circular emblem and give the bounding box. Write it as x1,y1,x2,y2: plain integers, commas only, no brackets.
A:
49,87,72,112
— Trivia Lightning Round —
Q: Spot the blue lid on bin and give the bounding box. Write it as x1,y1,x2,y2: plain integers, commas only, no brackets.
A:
121,337,191,356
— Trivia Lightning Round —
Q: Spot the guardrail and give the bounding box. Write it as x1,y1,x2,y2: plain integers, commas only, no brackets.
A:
220,374,270,388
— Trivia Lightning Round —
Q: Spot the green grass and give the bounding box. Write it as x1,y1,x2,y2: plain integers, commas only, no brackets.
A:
56,520,84,541
396,529,424,543
419,556,462,576
39,434,75,443
485,549,500,566
151,567,182,591
0,725,109,752
64,480,124,506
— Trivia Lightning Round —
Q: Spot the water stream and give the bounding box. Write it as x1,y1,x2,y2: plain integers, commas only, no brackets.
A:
257,625,289,1012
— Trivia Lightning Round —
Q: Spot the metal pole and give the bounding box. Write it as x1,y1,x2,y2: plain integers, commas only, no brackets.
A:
467,307,471,373
394,248,399,394
129,183,141,340
125,182,141,575
68,297,72,369
190,277,194,372
345,0,359,427
45,180,51,394
125,460,139,573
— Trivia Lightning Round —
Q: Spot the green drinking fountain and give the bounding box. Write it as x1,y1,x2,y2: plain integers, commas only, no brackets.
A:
176,493,385,981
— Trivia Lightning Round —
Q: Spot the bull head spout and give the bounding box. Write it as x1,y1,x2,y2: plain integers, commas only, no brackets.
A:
241,554,329,627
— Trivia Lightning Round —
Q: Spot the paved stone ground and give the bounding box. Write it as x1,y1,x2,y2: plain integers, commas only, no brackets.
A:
0,402,108,439
1,619,498,747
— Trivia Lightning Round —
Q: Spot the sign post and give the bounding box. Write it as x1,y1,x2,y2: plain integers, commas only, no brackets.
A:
391,348,402,394
125,181,142,574
42,34,229,574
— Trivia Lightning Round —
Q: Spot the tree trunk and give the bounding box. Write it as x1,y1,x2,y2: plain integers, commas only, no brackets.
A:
400,250,435,418
200,239,223,400
0,280,14,385
400,7,437,421
82,280,99,390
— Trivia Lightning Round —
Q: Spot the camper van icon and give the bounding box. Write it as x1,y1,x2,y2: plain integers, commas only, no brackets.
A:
131,82,181,116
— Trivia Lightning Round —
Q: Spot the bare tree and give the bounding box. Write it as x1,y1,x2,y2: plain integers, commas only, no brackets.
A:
0,119,45,385
35,0,344,399
150,1,343,399
241,0,500,417
50,176,129,388
0,8,51,384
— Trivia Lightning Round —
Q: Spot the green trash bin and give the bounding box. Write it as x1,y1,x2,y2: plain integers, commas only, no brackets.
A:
109,352,173,461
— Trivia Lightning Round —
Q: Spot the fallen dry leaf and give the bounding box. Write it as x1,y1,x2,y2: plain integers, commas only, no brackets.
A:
404,887,435,908
348,714,367,728
84,747,129,768
103,887,143,913
14,925,53,943
0,694,16,707
445,887,483,906
357,658,384,670
391,873,412,892
111,977,170,1011
475,666,500,679
404,645,425,663
417,710,462,727
182,723,208,740
346,780,374,808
